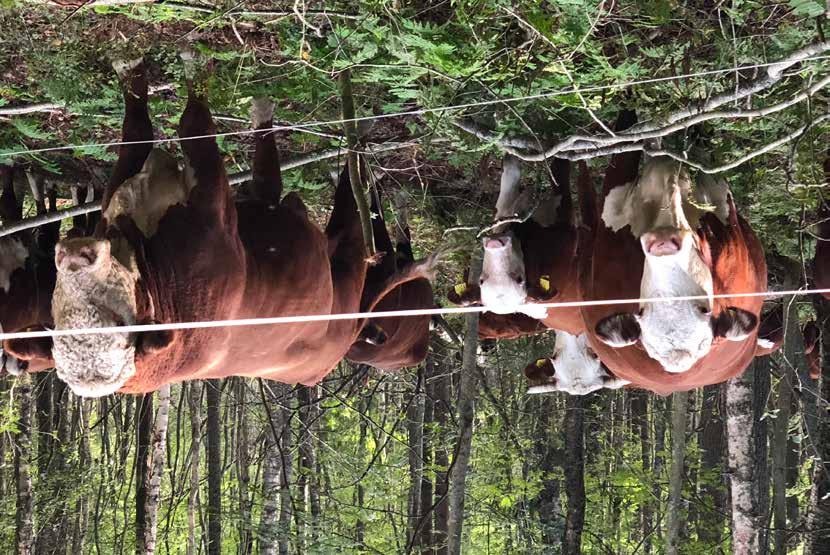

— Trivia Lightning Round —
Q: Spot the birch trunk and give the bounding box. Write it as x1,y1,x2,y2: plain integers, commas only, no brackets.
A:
135,393,153,554
446,256,481,555
143,385,171,554
666,391,688,554
406,365,426,549
727,366,764,554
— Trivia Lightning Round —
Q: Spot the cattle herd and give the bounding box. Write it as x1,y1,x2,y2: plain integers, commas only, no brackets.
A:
0,55,827,398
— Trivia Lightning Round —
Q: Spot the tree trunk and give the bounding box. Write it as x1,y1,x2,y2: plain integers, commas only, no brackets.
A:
135,393,153,555
297,384,320,548
278,383,293,555
142,385,171,554
697,384,726,549
772,371,792,555
72,399,91,554
432,340,450,554
563,394,585,555
259,381,293,555
653,396,667,544
235,380,253,554
14,373,34,555
407,365,426,550
206,379,222,555
533,395,563,547
187,382,202,555
630,390,653,553
355,392,369,548
666,391,688,554
727,366,765,554
446,258,481,555
752,356,772,554
805,297,829,553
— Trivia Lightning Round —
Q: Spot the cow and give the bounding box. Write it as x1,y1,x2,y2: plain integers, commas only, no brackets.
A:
3,55,371,397
346,190,436,371
581,111,766,394
449,155,626,395
0,167,60,376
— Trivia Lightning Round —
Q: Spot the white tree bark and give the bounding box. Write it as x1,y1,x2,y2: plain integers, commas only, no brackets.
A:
143,384,171,555
726,371,763,555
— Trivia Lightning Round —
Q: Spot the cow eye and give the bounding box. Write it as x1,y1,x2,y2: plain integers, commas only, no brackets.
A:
516,276,524,285
479,278,485,285
698,305,711,316
587,349,598,360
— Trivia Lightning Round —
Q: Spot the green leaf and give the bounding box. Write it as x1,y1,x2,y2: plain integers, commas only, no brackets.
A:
788,0,826,17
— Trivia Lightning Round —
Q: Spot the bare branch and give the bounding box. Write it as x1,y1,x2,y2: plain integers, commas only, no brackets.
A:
0,103,64,116
648,113,830,174
453,41,830,162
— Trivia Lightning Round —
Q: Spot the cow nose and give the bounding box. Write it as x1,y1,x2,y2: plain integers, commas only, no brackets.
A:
642,230,682,256
57,245,97,271
484,235,510,250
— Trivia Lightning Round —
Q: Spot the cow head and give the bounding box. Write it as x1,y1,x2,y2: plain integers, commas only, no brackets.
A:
5,237,174,397
524,331,629,395
597,157,757,373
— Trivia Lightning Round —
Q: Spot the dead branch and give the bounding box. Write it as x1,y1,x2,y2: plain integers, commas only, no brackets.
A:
0,103,64,116
648,113,830,174
453,41,830,163
46,0,360,19
339,68,376,256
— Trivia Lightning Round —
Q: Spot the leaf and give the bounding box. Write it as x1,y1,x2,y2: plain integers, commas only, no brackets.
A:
788,0,826,17
10,118,53,140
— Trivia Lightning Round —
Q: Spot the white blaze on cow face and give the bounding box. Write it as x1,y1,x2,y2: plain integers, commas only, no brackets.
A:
52,237,140,397
526,331,630,395
601,157,725,373
0,237,28,293
479,155,547,320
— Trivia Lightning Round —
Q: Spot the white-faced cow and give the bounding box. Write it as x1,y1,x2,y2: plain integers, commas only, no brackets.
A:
4,56,371,396
449,156,626,395
580,111,766,394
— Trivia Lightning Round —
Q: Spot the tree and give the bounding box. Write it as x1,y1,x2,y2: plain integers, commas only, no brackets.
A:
206,380,222,555
563,394,585,555
666,391,688,554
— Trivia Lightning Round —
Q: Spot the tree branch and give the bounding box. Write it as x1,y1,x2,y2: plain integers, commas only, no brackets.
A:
453,41,830,162
648,113,830,174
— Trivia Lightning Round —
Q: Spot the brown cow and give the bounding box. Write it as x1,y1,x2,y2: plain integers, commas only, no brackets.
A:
450,156,626,395
346,191,436,371
0,167,60,375
4,55,370,396
581,111,766,394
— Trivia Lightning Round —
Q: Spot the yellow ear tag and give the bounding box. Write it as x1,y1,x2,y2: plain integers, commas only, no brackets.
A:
535,359,547,367
539,275,551,292
454,283,467,296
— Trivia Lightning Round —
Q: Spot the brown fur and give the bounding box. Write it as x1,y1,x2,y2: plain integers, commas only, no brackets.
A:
579,112,766,394
4,64,369,393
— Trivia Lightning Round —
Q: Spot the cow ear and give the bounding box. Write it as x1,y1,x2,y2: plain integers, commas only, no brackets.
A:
526,275,558,302
136,327,176,358
712,307,758,341
447,282,481,306
3,329,55,367
523,358,554,381
596,313,641,347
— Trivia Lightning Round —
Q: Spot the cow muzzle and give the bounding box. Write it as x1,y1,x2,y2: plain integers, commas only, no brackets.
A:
483,234,511,250
55,239,109,273
642,229,684,257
